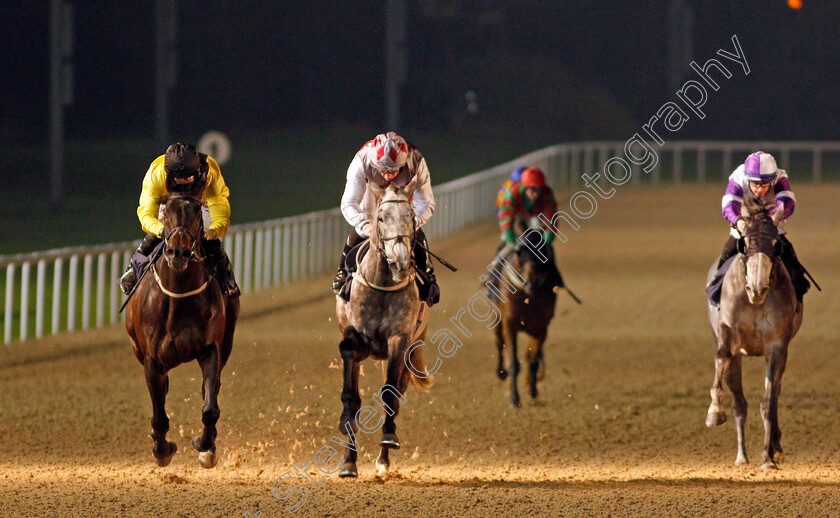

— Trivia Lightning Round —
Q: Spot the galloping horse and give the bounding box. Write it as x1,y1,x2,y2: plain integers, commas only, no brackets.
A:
705,211,802,469
493,226,557,408
125,194,239,468
335,182,432,478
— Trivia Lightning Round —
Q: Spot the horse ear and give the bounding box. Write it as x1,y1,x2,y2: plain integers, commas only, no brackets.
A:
403,174,418,194
737,237,747,254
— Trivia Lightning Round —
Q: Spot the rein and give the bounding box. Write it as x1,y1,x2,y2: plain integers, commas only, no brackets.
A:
151,260,210,298
354,241,415,292
356,197,416,293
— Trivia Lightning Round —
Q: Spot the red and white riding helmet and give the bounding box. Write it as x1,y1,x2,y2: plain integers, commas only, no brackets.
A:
369,132,409,171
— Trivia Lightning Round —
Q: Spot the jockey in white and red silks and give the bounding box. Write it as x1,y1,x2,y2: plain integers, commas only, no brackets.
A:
332,132,439,304
714,151,809,301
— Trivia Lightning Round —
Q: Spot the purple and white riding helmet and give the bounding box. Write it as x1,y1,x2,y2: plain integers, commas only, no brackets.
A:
743,151,779,184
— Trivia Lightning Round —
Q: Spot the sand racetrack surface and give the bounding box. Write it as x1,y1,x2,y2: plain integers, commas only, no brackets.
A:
3,183,840,517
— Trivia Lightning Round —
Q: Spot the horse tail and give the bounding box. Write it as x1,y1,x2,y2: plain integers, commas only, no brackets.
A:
406,340,434,390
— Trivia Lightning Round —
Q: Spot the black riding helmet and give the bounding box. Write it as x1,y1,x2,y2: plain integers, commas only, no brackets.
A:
164,142,208,195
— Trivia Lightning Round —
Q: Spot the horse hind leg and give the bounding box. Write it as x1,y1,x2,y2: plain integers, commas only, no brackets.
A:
724,355,749,466
192,346,221,468
526,334,546,400
144,358,177,466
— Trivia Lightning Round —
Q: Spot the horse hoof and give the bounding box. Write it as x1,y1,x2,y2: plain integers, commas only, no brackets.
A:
529,387,538,399
510,400,521,409
705,412,726,427
339,462,358,478
735,455,748,466
375,458,389,477
380,433,400,449
760,461,779,470
497,369,508,380
153,441,177,467
198,449,218,469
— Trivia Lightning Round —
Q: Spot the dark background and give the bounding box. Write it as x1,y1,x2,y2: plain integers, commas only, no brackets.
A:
3,0,838,144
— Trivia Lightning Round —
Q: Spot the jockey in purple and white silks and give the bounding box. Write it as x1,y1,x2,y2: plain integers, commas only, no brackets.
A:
714,151,809,301
331,132,439,304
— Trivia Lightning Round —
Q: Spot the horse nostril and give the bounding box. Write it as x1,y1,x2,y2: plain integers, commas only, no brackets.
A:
164,248,174,257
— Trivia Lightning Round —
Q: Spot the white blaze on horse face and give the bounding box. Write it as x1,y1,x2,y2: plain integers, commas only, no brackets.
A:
745,252,773,304
378,193,414,281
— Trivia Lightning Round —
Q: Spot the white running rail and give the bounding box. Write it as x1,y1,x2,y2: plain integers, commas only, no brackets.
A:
3,140,839,343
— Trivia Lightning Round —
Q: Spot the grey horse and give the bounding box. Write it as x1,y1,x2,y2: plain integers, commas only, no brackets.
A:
705,212,803,469
335,181,433,478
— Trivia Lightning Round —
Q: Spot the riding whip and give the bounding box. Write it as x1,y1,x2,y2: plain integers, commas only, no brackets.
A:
415,240,458,272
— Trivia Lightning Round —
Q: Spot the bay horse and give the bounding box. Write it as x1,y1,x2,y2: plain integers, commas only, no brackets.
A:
335,182,432,478
705,211,802,469
125,194,239,468
493,223,557,408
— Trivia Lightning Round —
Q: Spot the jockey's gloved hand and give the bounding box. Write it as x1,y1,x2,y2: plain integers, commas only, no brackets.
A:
771,210,783,226
355,220,371,238
736,219,747,233
204,229,218,240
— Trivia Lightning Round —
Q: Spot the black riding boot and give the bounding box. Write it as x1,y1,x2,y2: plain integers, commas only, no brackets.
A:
119,234,162,295
332,230,365,294
414,229,440,305
204,238,241,298
717,236,739,269
778,235,809,302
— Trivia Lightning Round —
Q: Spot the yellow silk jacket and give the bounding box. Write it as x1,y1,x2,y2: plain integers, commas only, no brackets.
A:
136,155,231,238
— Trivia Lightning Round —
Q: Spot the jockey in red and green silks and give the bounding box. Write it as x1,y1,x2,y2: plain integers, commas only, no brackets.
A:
496,167,564,288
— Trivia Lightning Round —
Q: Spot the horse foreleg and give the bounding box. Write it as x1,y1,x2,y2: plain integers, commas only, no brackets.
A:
193,345,221,468
376,342,411,477
494,323,507,380
338,328,362,478
144,357,177,466
706,330,733,427
761,343,788,470
505,325,521,409
724,355,748,466
526,333,546,400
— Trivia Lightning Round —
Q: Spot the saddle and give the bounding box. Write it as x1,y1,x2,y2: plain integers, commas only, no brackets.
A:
339,238,437,305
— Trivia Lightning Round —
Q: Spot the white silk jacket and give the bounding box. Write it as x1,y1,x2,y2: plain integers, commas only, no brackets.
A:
339,142,435,232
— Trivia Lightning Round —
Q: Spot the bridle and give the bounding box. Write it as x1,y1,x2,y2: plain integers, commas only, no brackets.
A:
373,199,415,266
154,199,210,298
355,197,416,292
740,217,779,281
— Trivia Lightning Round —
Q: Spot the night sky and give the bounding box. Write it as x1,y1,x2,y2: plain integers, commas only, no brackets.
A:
2,0,838,143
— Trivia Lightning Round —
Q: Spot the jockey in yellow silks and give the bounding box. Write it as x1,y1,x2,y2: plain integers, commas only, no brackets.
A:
119,143,240,297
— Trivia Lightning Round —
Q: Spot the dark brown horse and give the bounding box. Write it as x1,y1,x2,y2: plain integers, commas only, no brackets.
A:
493,229,558,408
125,194,239,468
